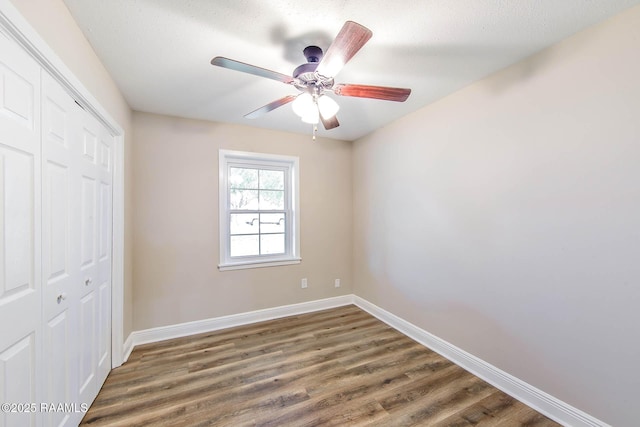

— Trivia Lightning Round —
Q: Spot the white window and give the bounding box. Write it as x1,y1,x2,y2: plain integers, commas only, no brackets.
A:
219,150,300,270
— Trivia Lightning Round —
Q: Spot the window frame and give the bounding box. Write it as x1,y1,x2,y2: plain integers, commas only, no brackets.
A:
218,149,300,271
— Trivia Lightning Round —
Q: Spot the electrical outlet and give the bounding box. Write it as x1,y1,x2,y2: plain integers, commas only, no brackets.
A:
301,278,308,289
334,279,341,288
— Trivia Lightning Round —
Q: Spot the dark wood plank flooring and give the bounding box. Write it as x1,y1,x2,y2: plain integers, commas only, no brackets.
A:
81,305,561,426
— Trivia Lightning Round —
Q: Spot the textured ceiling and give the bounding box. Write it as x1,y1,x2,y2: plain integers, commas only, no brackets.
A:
63,0,640,141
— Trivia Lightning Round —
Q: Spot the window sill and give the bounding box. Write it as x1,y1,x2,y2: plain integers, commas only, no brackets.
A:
218,257,301,271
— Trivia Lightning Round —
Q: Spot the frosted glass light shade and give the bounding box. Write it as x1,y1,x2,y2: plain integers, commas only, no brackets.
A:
301,107,319,124
317,95,339,119
292,93,314,117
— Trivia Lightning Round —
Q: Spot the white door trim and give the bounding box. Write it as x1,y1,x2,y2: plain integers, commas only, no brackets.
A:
0,0,126,367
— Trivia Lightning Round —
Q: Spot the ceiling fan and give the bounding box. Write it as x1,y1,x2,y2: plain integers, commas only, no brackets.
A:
210,21,411,132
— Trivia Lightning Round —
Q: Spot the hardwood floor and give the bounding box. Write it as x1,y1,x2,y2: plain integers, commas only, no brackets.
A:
81,305,561,426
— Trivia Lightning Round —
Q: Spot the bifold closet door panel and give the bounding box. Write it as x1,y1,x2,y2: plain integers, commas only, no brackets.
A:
41,70,83,427
76,109,112,405
0,31,43,427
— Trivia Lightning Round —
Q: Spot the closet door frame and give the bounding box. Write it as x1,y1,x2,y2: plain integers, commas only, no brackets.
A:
0,0,126,368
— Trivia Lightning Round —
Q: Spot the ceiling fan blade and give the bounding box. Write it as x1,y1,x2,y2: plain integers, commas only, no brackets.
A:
333,83,411,102
320,113,340,130
211,57,295,84
244,95,297,119
315,21,372,78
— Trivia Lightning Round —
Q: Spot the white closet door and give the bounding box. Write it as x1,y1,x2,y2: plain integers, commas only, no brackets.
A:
41,71,80,427
0,32,42,427
1,22,115,427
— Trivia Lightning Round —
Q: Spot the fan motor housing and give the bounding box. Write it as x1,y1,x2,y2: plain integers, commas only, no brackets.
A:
293,46,333,90
293,62,318,81
293,45,324,81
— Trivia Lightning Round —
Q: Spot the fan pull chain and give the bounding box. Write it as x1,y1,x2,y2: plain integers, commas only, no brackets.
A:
312,125,317,141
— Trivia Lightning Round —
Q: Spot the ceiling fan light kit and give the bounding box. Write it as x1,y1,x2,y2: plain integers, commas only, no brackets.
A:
291,92,314,119
210,21,411,138
292,92,340,124
300,105,319,124
317,95,340,119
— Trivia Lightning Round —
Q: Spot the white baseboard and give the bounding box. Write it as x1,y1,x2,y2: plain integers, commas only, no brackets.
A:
125,295,354,358
121,293,607,427
352,296,609,427
122,333,135,363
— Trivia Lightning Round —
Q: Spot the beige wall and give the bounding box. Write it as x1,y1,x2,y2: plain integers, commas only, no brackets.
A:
132,112,352,330
9,0,135,337
353,6,640,426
